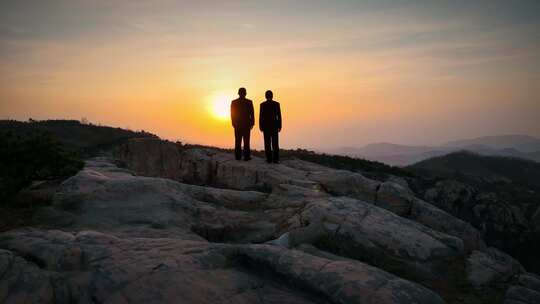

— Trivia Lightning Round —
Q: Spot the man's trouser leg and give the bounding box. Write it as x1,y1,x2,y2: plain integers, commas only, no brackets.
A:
242,129,251,160
263,131,272,162
272,131,279,162
234,128,242,160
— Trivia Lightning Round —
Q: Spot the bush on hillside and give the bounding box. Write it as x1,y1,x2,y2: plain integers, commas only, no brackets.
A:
0,131,84,205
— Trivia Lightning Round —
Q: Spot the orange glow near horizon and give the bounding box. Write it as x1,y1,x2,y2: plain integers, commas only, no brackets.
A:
1,2,539,149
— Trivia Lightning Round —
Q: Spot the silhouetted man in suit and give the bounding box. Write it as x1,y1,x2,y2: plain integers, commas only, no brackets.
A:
231,87,254,161
259,90,282,163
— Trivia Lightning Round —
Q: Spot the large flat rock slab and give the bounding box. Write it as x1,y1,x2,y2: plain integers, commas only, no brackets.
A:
114,139,484,252
0,229,445,304
35,158,467,281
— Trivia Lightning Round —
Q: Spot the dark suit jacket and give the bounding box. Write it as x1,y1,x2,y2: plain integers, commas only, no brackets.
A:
230,98,254,130
259,100,282,132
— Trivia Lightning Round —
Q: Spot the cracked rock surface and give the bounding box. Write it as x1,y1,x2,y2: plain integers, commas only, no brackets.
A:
0,138,533,303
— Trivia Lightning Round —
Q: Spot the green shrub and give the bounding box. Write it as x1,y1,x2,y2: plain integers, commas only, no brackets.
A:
0,131,84,205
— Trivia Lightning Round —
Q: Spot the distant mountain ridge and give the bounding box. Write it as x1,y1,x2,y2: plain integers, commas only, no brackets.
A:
444,134,540,152
331,135,540,166
349,142,437,156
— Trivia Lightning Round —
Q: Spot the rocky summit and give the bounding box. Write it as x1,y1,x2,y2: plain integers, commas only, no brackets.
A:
1,138,539,304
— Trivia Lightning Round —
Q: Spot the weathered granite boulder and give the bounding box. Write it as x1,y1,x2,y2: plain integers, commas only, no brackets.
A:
532,207,540,233
37,158,282,242
114,138,484,252
32,158,466,282
466,247,524,287
374,181,414,216
0,229,445,304
114,137,184,180
504,285,540,304
515,273,540,293
410,198,485,253
0,249,59,303
385,175,411,190
273,196,465,281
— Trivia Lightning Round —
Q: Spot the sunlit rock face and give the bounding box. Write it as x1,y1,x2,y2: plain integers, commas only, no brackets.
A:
1,138,535,304
114,139,485,252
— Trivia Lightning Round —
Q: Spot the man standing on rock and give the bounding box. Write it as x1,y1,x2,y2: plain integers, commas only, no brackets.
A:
259,90,282,163
230,87,254,161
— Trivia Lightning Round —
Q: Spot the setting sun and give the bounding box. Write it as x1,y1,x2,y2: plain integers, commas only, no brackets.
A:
209,94,231,121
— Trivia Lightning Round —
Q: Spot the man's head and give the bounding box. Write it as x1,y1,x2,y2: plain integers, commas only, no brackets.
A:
238,87,247,97
265,90,273,100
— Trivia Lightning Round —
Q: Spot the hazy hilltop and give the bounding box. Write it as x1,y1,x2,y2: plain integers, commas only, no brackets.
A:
331,135,540,166
444,135,540,152
333,143,449,166
408,151,540,188
0,119,157,155
0,119,158,205
347,142,436,156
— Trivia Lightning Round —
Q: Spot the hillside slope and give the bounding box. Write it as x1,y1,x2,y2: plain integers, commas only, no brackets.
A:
443,135,540,151
0,119,157,155
407,151,540,274
409,151,540,188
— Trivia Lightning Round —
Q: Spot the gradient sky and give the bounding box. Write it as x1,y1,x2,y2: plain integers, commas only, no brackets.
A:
1,0,539,149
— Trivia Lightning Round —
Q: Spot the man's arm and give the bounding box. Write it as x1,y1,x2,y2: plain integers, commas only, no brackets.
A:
249,100,255,128
276,103,282,132
230,101,236,128
259,103,264,132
